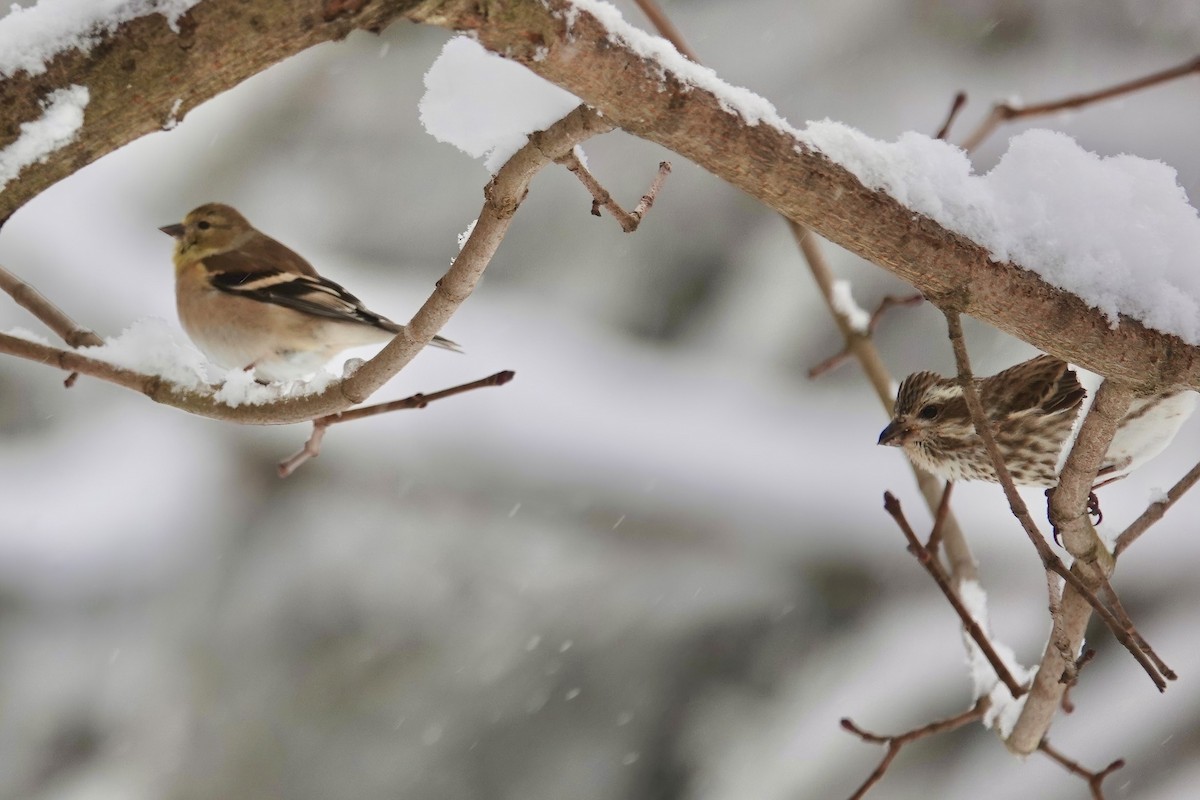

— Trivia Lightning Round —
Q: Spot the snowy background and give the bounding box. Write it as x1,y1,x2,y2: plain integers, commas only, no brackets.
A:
2,1,1200,798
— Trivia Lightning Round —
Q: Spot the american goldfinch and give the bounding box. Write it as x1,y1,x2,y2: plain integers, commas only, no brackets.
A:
160,203,459,382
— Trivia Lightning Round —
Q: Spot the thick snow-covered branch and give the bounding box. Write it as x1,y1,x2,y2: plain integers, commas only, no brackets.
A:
0,0,424,225
406,0,1200,392
3,0,1200,398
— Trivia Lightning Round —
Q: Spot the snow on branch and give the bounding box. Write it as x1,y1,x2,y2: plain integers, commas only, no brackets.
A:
0,84,87,193
428,0,1200,392
0,0,198,79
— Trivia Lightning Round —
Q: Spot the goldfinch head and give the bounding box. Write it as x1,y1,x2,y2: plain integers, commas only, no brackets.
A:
160,203,255,259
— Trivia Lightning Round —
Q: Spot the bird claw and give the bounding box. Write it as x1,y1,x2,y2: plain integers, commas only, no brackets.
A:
1087,491,1103,526
1044,488,1104,545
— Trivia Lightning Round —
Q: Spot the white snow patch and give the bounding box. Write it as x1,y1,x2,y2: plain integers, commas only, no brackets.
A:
82,317,209,389
572,144,588,170
803,122,1200,346
80,318,340,407
829,280,869,334
3,326,52,345
957,579,1036,738
0,0,200,78
419,36,581,173
457,218,478,251
214,366,338,407
162,97,183,130
0,84,88,193
564,0,797,132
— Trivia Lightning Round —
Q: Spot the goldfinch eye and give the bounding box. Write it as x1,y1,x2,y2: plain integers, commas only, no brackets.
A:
197,221,211,230
918,404,940,420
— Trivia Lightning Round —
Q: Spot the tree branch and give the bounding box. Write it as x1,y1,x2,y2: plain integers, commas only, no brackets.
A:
4,1,1199,394
1038,739,1125,800
841,699,988,800
277,370,515,477
883,492,1025,699
941,310,1171,753
959,54,1200,152
558,153,672,232
0,104,610,423
426,0,1200,392
0,263,102,348
1114,458,1200,557
1047,380,1131,561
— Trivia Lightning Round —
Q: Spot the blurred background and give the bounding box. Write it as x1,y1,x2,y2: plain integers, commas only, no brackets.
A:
2,1,1200,797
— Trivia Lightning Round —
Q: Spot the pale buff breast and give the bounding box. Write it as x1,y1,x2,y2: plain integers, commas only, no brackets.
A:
175,265,393,380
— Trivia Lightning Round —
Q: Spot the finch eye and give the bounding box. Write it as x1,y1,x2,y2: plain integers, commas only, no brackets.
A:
197,221,211,230
918,404,940,420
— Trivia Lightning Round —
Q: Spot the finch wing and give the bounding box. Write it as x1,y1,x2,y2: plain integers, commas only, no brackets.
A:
209,269,401,332
202,233,321,277
981,355,1085,416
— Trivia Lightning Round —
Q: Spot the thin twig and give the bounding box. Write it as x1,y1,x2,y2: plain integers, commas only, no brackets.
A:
1114,458,1200,557
941,310,1168,691
841,699,988,800
1045,568,1073,679
960,54,1200,152
1097,576,1176,680
1038,739,1125,800
277,370,515,477
935,91,967,140
0,264,103,348
0,262,104,387
1061,649,1096,713
884,492,1025,698
559,152,671,232
631,0,701,61
808,293,924,378
925,481,953,558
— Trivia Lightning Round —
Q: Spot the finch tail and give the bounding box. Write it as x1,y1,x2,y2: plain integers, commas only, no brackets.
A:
431,334,463,353
374,319,462,353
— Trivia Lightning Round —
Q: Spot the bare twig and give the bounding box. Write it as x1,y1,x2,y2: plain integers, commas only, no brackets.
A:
277,370,515,477
1114,458,1200,557
559,152,672,232
1038,739,1125,800
1045,569,1072,680
883,492,1025,698
0,264,103,348
0,262,104,387
631,0,701,61
841,699,988,800
1060,649,1096,713
1098,576,1175,681
941,311,1168,693
808,293,924,378
935,91,967,141
926,481,953,558
960,54,1200,152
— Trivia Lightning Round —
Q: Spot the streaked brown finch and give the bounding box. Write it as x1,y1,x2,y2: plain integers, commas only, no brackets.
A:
879,354,1195,492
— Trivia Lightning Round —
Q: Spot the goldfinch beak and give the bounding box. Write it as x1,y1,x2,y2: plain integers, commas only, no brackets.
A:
877,420,907,447
159,223,185,238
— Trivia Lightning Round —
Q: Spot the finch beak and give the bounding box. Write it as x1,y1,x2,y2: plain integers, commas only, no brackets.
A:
877,420,907,447
159,223,185,238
